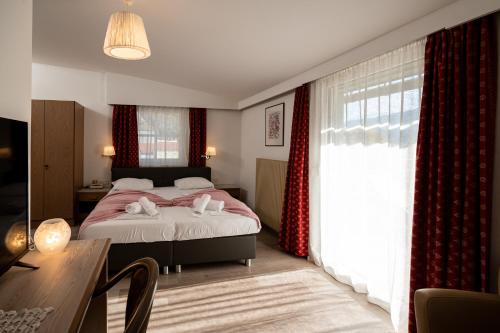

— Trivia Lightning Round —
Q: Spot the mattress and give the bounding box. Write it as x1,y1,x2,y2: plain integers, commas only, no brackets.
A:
78,187,261,244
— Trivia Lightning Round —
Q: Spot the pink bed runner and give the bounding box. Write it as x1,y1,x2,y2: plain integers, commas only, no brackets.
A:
79,189,261,233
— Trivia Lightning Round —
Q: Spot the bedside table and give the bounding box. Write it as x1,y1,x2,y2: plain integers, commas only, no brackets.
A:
215,184,241,200
76,187,110,224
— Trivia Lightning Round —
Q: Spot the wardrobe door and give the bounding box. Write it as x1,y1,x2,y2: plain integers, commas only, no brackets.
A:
31,100,45,221
44,101,75,219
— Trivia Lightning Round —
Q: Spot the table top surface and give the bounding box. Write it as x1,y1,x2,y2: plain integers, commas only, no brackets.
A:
0,239,111,333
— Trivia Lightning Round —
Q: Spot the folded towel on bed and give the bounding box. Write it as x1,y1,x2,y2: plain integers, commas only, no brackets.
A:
193,198,224,212
125,202,142,214
207,199,224,212
193,194,211,214
139,196,159,216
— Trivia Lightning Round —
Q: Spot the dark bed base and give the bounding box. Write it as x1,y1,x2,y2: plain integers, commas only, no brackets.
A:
107,234,257,273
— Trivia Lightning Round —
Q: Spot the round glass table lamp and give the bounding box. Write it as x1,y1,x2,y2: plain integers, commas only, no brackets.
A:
34,218,71,255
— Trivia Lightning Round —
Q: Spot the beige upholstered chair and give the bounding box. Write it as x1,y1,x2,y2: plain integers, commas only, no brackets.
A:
414,287,500,333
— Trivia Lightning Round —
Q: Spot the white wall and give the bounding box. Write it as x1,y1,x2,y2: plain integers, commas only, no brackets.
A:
206,110,241,185
32,63,112,185
32,63,242,186
106,73,238,110
239,92,294,208
0,0,32,123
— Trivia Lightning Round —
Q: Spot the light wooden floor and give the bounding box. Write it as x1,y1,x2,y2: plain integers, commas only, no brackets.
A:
110,227,393,330
157,228,316,289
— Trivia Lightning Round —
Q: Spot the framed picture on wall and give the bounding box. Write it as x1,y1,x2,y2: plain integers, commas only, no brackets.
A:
265,103,284,146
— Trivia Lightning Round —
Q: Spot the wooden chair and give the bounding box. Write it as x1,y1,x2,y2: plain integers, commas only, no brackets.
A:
92,257,159,333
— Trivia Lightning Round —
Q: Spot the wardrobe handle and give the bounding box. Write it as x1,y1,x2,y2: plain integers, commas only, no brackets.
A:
44,164,49,170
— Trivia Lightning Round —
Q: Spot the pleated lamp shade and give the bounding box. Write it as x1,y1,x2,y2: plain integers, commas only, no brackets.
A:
103,11,151,60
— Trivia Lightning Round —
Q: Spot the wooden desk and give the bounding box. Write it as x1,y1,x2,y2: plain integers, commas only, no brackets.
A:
0,239,111,333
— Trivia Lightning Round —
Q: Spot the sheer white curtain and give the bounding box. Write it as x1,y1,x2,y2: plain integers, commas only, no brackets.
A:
310,39,425,332
137,106,189,167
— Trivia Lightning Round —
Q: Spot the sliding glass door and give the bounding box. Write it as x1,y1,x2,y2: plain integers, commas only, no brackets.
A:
310,39,425,332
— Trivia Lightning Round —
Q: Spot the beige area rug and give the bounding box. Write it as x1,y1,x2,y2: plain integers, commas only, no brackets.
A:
108,269,394,333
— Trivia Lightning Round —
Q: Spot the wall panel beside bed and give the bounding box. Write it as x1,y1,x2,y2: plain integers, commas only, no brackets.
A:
255,158,287,232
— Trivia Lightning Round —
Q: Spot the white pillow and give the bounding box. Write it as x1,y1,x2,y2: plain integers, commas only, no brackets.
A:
112,178,154,190
174,177,214,190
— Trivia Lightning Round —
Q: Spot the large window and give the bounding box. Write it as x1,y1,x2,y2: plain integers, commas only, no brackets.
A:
311,39,425,332
137,106,189,167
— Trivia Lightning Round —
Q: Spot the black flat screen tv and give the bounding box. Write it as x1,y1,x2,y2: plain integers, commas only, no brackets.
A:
0,116,28,277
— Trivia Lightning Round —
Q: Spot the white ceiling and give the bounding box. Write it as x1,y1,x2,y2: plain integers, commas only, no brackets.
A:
33,0,457,101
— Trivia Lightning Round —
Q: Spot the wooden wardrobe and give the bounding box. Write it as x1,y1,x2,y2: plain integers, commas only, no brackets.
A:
31,100,84,223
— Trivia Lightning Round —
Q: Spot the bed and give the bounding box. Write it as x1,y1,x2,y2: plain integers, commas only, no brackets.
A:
78,167,260,273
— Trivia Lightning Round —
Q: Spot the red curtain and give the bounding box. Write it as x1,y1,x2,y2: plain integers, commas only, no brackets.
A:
279,83,310,257
112,105,139,168
408,16,497,332
188,108,207,167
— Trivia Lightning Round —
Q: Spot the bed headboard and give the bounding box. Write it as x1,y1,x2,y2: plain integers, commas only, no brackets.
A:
111,167,211,187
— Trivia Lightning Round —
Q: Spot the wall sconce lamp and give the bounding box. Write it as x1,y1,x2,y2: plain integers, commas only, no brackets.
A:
202,146,216,160
102,145,116,158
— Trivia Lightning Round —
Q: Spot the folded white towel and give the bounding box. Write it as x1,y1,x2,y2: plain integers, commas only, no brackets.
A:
194,198,224,212
125,202,143,214
207,199,224,212
193,194,211,214
138,196,159,216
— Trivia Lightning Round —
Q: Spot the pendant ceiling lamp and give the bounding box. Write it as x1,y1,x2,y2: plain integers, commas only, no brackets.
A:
103,0,151,60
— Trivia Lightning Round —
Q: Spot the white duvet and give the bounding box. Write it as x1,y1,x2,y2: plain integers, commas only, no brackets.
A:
78,187,261,244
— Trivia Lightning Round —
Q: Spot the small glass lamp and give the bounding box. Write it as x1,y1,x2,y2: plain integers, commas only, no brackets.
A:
202,147,216,160
34,218,71,255
103,145,116,157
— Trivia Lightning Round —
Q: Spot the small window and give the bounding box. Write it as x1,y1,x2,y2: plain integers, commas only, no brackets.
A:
137,106,189,167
